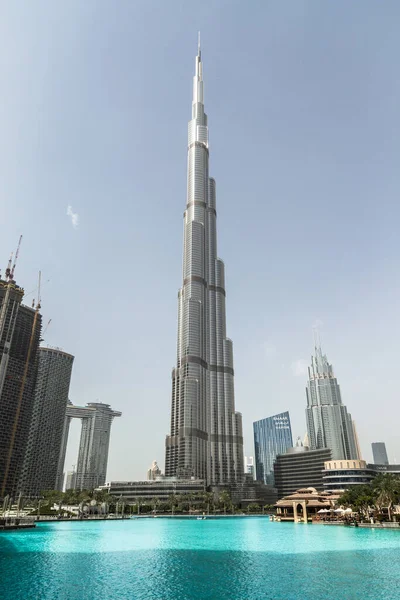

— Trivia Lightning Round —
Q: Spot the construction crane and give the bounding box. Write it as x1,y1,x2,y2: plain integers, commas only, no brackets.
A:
1,271,42,497
9,235,23,281
0,236,24,400
4,252,13,281
2,234,23,282
43,319,52,336
40,318,52,343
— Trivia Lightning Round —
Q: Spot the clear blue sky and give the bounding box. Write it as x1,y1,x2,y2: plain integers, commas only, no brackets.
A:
1,1,399,480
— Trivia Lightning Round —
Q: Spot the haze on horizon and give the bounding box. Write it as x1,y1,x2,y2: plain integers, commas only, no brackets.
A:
1,1,399,482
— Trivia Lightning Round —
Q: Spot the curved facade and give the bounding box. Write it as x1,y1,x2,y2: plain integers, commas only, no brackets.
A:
19,347,74,496
274,447,332,499
165,44,243,485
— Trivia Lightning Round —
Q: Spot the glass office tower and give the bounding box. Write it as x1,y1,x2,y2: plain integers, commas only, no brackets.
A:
306,344,358,460
372,442,389,465
254,412,293,485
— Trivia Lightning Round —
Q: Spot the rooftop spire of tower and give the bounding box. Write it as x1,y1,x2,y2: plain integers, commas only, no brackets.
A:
193,34,204,104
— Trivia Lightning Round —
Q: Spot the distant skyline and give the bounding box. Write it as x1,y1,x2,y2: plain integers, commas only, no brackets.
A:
1,1,400,480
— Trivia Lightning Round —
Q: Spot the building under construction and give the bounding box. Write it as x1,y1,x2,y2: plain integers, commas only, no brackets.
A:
0,242,42,498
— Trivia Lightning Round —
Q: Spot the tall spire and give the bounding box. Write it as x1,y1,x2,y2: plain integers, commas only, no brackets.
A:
165,40,244,485
193,34,204,105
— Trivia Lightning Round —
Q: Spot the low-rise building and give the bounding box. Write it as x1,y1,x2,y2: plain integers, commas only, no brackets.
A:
322,460,374,490
97,478,206,503
275,487,343,522
219,474,277,507
322,460,400,490
274,446,332,499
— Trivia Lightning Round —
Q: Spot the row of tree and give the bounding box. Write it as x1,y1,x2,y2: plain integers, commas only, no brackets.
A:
24,489,274,516
338,473,400,521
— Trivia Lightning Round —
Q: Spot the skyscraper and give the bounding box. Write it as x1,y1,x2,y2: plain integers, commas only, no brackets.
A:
253,412,293,485
372,442,389,465
147,460,162,481
165,41,244,485
0,276,42,498
57,402,122,491
65,470,77,491
19,347,74,496
244,456,255,479
352,420,363,460
305,344,358,460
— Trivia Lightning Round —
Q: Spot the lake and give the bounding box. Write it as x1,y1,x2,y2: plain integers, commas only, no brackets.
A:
1,517,399,599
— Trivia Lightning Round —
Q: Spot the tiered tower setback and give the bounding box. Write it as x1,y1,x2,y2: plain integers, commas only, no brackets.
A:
305,344,358,461
165,42,244,484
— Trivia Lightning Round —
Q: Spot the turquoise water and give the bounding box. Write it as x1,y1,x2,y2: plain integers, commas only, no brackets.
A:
1,518,400,599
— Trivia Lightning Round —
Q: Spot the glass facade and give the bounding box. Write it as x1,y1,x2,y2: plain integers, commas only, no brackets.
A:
274,447,332,498
254,412,293,485
19,347,74,496
305,345,358,460
165,43,243,484
372,442,389,465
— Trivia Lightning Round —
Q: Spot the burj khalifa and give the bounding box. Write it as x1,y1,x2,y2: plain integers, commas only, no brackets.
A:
165,40,244,485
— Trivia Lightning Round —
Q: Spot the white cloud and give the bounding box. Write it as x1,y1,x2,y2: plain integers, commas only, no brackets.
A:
312,318,323,330
291,359,308,377
67,205,79,229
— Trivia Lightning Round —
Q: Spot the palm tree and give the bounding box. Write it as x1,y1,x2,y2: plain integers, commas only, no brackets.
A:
178,493,189,513
168,494,178,516
202,491,214,515
188,492,199,513
134,497,141,515
218,490,231,515
373,474,400,521
151,497,160,515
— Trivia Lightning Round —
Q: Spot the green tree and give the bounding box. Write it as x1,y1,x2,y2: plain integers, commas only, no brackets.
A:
338,485,375,520
41,490,64,514
134,497,142,515
168,494,178,515
218,490,231,515
151,497,160,515
177,494,190,513
373,474,400,521
202,491,214,515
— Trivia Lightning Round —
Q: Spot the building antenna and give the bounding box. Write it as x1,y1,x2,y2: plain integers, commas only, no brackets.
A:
37,270,42,310
198,31,201,56
312,324,321,350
